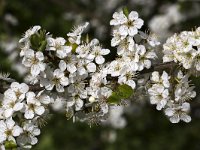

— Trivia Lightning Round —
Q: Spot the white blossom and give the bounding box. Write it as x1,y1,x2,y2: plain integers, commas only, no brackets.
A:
0,118,23,143
22,49,45,76
47,37,72,59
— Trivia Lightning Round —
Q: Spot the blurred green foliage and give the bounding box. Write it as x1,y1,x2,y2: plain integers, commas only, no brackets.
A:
1,0,200,150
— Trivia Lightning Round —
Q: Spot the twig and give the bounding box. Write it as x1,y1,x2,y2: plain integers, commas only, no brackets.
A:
0,62,177,93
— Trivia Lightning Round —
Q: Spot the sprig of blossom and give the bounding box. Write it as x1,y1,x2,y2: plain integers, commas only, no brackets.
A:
148,70,196,123
0,8,199,149
163,27,200,73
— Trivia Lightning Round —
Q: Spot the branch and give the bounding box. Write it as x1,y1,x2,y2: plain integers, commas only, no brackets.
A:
0,62,177,94
139,62,177,75
0,84,44,93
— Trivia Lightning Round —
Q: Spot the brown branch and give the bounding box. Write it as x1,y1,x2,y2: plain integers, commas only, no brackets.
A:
0,62,177,94
0,84,44,93
139,62,177,75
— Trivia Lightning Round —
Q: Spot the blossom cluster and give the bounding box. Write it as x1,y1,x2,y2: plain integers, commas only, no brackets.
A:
109,10,159,89
148,70,196,123
0,9,199,149
163,27,200,73
0,82,51,149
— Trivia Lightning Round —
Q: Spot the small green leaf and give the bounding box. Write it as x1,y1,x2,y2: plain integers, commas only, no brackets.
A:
30,29,47,51
107,84,134,104
38,40,47,51
5,140,17,149
123,7,129,17
107,92,121,104
30,34,40,49
117,84,133,99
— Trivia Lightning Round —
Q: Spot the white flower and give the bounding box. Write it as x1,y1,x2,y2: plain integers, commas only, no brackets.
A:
148,84,169,110
151,71,170,88
88,45,110,64
47,37,72,59
67,22,89,45
19,26,41,43
45,69,69,92
77,59,96,75
24,92,45,119
110,11,127,26
134,44,157,71
116,36,135,55
107,60,126,77
2,82,29,118
163,29,200,73
17,121,40,148
147,33,160,47
19,26,41,57
0,118,23,143
64,55,77,74
22,49,45,76
110,11,144,37
9,82,29,100
118,69,136,89
111,30,126,47
165,102,191,123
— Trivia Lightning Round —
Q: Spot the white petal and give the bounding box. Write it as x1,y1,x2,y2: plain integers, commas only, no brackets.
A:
31,64,40,76
169,114,180,123
119,25,128,36
32,128,40,136
20,83,29,93
24,110,34,119
35,106,45,116
134,18,144,28
101,49,110,55
60,77,69,86
40,95,51,105
24,49,34,58
128,27,138,36
67,64,77,73
56,84,64,92
36,52,44,61
12,126,23,136
95,56,105,64
181,102,190,112
126,80,136,89
4,109,13,118
0,133,6,143
128,11,138,20
59,60,67,72
13,103,24,111
180,114,191,123
75,99,83,111
10,82,20,91
87,63,96,72
165,108,175,117
6,118,15,130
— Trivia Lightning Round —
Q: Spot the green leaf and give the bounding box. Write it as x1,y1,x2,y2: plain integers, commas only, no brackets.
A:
107,84,134,104
38,40,47,51
5,140,17,149
123,7,129,17
117,84,133,99
30,29,47,51
107,92,121,104
30,34,40,49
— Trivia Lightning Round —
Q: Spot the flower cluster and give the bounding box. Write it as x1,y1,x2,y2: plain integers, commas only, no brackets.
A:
108,9,160,90
148,70,196,123
0,82,51,149
163,27,200,73
0,8,199,149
